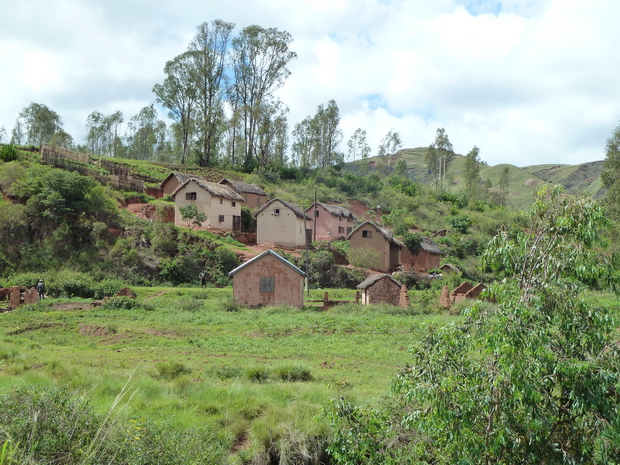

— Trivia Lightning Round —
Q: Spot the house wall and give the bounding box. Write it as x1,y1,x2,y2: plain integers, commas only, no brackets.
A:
162,177,182,196
241,192,267,209
349,226,393,272
307,205,354,241
256,200,307,248
232,254,304,308
361,278,401,305
412,250,441,272
174,181,241,231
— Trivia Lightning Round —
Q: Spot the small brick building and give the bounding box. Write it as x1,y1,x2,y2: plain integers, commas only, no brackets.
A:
403,236,444,272
356,273,402,306
228,250,307,308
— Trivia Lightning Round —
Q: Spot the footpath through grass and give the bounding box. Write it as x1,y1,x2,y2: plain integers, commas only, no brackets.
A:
0,286,453,462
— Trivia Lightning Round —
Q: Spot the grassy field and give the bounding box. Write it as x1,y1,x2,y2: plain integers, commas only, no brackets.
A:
0,287,454,462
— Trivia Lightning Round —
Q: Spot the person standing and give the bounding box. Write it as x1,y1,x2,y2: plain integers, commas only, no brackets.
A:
36,279,46,300
199,271,207,289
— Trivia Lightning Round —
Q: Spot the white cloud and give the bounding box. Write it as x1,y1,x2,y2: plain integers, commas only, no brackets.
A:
0,0,619,166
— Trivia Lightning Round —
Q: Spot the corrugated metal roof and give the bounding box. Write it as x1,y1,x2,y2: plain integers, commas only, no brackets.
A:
170,178,244,201
254,198,312,220
228,249,307,277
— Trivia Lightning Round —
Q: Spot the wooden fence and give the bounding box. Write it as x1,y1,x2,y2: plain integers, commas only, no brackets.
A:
40,145,144,193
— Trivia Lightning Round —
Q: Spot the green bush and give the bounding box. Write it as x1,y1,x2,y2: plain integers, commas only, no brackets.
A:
102,296,138,310
0,144,19,163
92,278,125,299
273,364,313,382
155,361,192,380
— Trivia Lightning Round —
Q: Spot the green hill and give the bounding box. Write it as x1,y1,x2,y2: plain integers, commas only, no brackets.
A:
345,148,606,209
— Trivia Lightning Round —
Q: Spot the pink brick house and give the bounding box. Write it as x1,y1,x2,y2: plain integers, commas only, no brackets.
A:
305,202,357,241
228,250,307,308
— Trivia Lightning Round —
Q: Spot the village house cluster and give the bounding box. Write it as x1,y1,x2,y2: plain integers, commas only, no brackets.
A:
158,171,480,309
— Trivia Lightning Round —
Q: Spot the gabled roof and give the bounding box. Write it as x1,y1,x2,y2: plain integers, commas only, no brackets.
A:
228,249,307,277
356,273,402,289
307,202,356,220
254,198,312,220
345,221,404,248
220,178,267,196
160,172,205,189
420,236,445,255
170,178,244,201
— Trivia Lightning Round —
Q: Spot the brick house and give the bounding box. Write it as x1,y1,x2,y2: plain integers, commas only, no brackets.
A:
170,178,244,231
219,178,268,210
346,221,403,272
356,273,402,306
228,250,307,308
402,236,445,272
305,202,357,241
254,198,312,248
160,172,205,196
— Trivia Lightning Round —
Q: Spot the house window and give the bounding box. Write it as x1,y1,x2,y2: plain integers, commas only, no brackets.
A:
347,227,352,235
220,198,223,204
232,201,236,207
339,216,343,221
274,209,280,216
260,276,274,293
219,215,225,222
185,192,197,200
315,210,319,217
362,230,372,238
338,226,345,233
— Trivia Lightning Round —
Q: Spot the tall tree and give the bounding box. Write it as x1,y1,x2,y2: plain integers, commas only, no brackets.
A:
314,99,343,168
189,20,235,166
253,99,289,170
601,121,620,220
153,51,198,164
498,166,511,207
377,129,402,174
463,145,481,198
347,128,370,162
17,103,63,146
126,104,166,160
425,128,455,191
231,24,297,170
291,100,343,169
10,118,24,145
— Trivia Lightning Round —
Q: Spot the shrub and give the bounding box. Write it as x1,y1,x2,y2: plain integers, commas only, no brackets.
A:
92,278,125,299
245,366,271,383
273,364,313,382
155,361,192,380
0,144,19,163
101,296,138,310
448,214,473,234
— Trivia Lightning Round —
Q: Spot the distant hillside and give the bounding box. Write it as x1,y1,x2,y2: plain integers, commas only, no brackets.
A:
345,148,606,209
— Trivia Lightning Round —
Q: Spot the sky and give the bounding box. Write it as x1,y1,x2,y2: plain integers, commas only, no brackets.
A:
1,0,619,167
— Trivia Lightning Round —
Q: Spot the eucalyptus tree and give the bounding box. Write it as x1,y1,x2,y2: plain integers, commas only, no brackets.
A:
314,99,343,168
602,121,620,220
126,104,166,160
188,20,234,166
230,24,297,170
253,99,289,170
463,145,481,198
0,126,6,143
498,166,511,207
10,118,24,145
426,127,455,191
347,128,370,162
153,51,197,164
377,129,402,174
85,111,123,157
17,103,63,146
291,116,315,168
